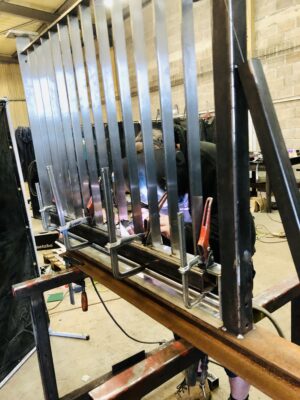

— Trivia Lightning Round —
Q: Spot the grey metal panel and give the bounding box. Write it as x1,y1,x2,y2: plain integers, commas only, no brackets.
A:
93,0,128,222
153,0,179,254
33,42,69,216
129,0,161,246
16,37,52,207
181,0,202,253
48,30,83,218
79,4,109,172
39,38,76,218
58,23,91,211
67,14,103,225
111,0,143,233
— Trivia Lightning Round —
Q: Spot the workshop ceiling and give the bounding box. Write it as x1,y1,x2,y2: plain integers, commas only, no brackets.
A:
0,0,75,62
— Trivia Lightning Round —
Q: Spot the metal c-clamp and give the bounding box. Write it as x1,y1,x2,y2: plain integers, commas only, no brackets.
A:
101,167,144,279
178,212,206,309
47,165,90,251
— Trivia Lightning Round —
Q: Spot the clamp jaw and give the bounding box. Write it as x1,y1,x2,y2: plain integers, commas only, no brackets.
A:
101,167,145,280
178,197,215,309
46,165,90,251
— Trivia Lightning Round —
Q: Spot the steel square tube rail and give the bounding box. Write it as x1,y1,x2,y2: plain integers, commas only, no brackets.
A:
239,59,300,276
212,0,253,334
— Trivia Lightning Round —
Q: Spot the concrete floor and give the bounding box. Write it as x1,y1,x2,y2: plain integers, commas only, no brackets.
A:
0,211,295,400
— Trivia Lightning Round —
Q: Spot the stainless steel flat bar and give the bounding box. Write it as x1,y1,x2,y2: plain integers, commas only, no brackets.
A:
58,23,91,212
93,0,128,222
181,0,202,253
16,37,52,207
129,0,161,246
111,0,143,233
39,38,75,218
48,30,83,218
68,14,103,225
153,0,179,254
79,4,109,173
34,42,69,217
27,48,57,205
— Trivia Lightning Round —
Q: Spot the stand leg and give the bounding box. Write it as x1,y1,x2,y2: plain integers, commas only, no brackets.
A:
291,296,300,345
30,294,59,400
49,328,89,340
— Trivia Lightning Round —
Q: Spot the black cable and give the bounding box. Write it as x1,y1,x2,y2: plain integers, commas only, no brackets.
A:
90,278,165,346
49,297,121,316
208,359,223,368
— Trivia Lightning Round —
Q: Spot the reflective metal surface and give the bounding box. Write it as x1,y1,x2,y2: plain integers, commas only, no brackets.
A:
111,0,143,233
48,31,83,217
79,4,109,173
68,14,103,225
58,22,90,210
34,42,70,216
16,37,52,208
93,0,128,222
153,0,179,254
129,0,161,246
181,0,202,253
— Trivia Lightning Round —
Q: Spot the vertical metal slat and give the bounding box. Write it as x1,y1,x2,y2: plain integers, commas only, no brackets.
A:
58,23,91,212
153,0,179,254
181,0,203,253
48,30,83,217
27,48,56,206
34,42,70,216
93,0,128,222
111,0,143,233
68,14,103,225
16,37,52,208
129,0,161,246
79,4,109,172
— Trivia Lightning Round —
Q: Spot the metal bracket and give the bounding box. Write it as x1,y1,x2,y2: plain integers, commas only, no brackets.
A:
178,212,206,309
101,167,145,279
46,165,90,251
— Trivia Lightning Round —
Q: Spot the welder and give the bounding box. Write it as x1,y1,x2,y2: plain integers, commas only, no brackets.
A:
134,130,255,400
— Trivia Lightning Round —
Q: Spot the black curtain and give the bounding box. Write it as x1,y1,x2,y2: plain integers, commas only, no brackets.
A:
0,102,38,382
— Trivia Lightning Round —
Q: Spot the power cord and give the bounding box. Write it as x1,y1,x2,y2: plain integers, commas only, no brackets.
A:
90,278,165,346
253,304,286,339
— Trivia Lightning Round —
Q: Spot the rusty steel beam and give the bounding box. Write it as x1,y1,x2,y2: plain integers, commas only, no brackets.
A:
69,247,300,400
254,276,300,313
12,267,86,298
89,339,202,400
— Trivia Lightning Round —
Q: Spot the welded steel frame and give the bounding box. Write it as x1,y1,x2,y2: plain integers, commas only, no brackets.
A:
13,0,300,397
